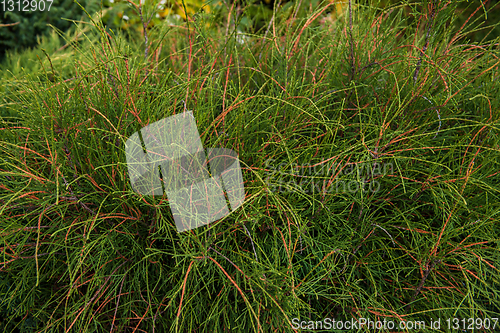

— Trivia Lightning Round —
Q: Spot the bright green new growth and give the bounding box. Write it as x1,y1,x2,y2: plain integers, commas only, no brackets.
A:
1,0,499,331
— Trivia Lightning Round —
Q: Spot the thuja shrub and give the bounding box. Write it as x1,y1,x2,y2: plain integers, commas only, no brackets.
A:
0,0,499,332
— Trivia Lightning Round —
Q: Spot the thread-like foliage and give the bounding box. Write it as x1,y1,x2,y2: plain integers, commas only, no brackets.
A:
1,0,499,332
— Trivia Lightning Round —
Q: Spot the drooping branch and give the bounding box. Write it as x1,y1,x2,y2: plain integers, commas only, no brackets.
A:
413,0,438,85
348,0,355,81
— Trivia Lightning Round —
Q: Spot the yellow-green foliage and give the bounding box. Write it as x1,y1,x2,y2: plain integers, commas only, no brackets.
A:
101,0,351,36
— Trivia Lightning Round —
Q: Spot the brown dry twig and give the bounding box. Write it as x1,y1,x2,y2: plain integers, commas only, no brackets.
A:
348,0,356,81
124,0,154,60
338,227,377,276
413,0,438,85
0,22,20,27
407,258,442,307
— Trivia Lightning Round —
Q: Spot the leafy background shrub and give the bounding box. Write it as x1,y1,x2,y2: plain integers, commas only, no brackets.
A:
2,0,499,62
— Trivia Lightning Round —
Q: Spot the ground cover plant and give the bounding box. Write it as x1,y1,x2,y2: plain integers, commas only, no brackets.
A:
1,0,500,332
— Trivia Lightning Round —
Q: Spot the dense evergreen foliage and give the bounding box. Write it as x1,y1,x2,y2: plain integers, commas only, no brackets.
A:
0,0,499,332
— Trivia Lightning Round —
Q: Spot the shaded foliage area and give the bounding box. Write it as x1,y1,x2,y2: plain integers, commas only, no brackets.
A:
0,0,101,60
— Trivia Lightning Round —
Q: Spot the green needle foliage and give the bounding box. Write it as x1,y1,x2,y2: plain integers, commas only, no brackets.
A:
1,0,500,332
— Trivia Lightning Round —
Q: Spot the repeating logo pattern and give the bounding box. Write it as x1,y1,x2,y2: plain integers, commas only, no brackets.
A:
125,111,244,232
